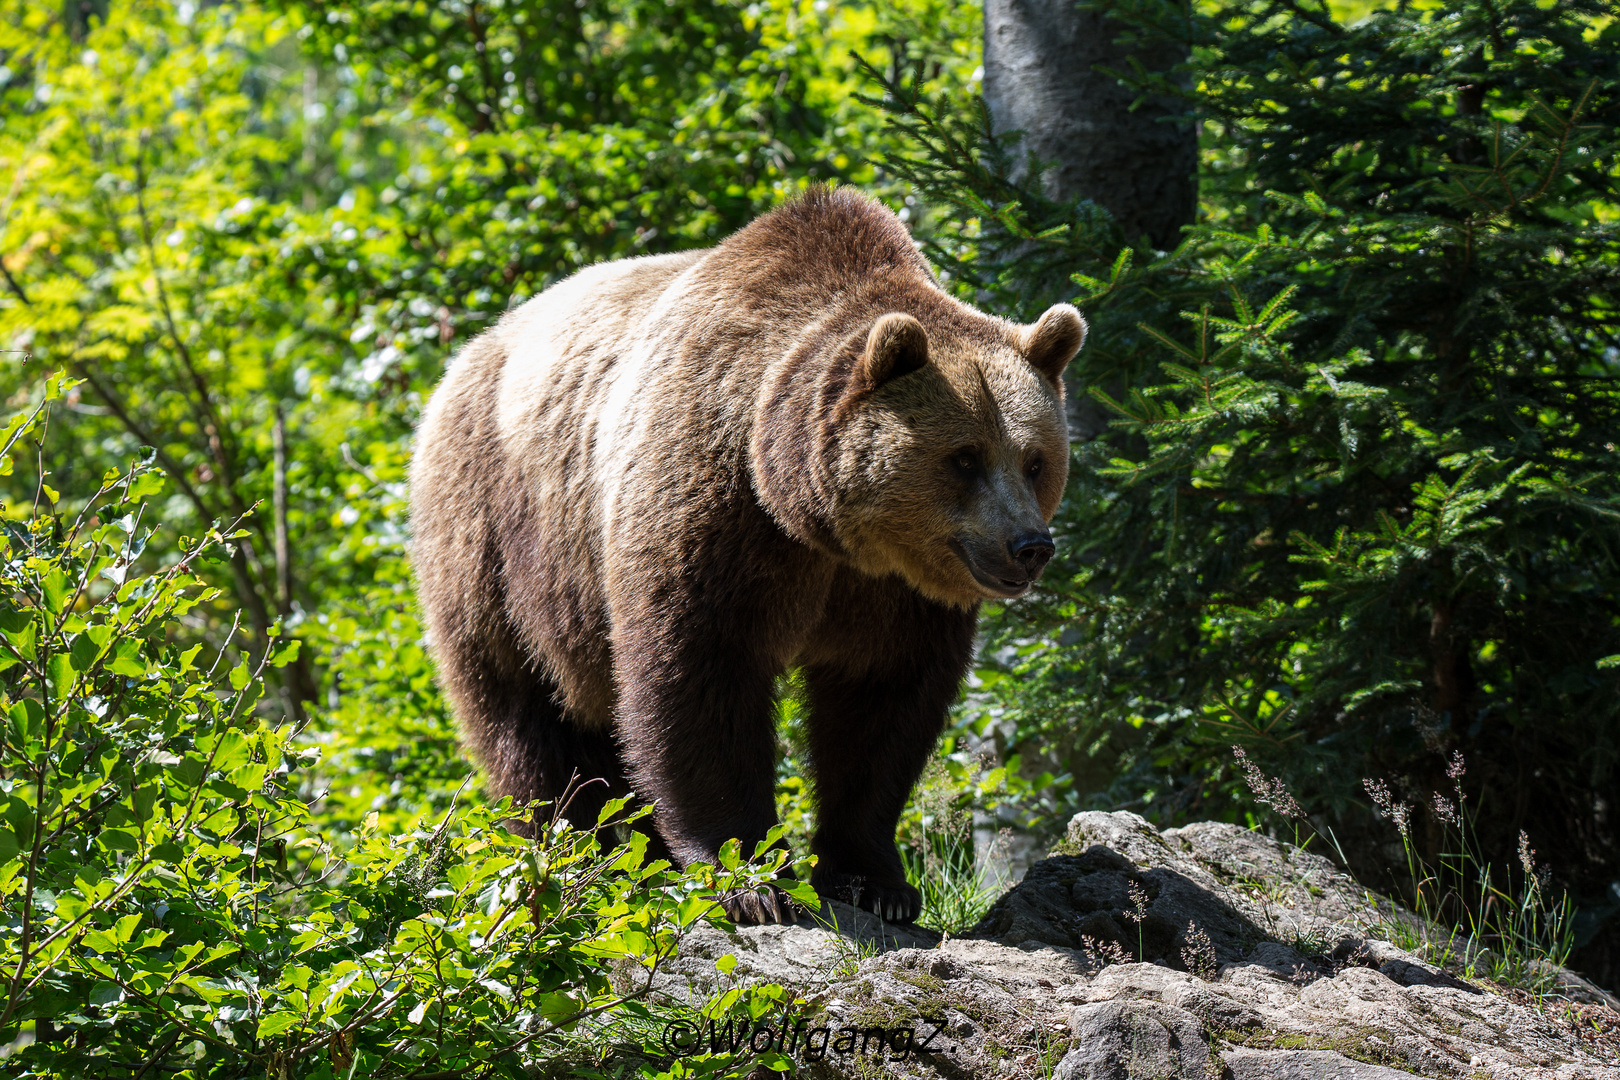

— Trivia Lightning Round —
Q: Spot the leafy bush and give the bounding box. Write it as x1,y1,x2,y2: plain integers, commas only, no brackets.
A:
294,435,472,843
0,380,806,1078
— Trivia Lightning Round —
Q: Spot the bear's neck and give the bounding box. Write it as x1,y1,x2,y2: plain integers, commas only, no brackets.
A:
747,302,869,559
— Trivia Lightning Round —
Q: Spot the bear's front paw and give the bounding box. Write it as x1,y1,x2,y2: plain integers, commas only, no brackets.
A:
813,873,921,924
717,882,805,926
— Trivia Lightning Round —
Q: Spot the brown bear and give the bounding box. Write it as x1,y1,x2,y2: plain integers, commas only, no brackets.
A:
409,187,1084,924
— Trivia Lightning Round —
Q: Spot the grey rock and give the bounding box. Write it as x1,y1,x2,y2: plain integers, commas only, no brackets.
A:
1161,981,1264,1029
1245,942,1313,978
968,846,1261,967
634,899,942,1004
1356,940,1428,967
1222,1048,1420,1078
1056,1000,1208,1079
1056,997,1211,1080
646,811,1620,1080
1067,812,1182,870
1377,957,1471,991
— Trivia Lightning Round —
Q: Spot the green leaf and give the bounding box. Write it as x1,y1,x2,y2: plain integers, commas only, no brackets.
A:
40,568,70,616
96,829,139,853
256,1012,303,1039
0,607,31,637
477,978,513,1000
68,632,101,673
125,471,166,500
0,616,35,661
203,730,253,772
596,794,631,826
779,879,820,910
165,754,208,791
134,929,170,951
537,992,580,1023
44,372,84,402
47,651,76,699
109,656,146,678
9,697,44,750
109,639,147,677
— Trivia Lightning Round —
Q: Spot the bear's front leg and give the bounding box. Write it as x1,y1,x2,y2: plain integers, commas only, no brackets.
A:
610,600,804,925
801,592,977,924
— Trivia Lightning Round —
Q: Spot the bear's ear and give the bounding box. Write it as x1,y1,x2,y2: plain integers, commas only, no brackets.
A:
1019,304,1087,383
860,312,930,388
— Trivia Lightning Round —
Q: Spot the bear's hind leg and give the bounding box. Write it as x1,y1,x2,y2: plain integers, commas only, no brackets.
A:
447,651,648,843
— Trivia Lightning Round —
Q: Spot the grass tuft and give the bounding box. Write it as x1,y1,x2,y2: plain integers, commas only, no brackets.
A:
1235,746,1578,999
901,823,1001,936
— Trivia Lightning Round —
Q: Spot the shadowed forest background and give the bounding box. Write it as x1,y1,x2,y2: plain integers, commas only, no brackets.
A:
0,0,1618,1074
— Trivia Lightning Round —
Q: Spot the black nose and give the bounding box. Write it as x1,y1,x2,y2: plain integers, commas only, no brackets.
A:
1010,532,1055,577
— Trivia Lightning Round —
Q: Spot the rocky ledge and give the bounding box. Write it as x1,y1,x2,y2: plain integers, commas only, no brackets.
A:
644,812,1620,1079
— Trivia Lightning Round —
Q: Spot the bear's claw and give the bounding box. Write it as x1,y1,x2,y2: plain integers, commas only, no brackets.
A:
718,883,805,926
813,873,922,924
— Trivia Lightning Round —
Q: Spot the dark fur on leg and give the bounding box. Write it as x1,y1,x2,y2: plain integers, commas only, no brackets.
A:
438,641,648,843
801,581,977,924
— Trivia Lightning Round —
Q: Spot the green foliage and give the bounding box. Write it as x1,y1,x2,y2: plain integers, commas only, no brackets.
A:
869,0,1620,973
295,434,471,841
0,384,813,1078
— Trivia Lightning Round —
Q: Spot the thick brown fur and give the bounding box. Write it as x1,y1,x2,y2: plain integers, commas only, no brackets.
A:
410,187,1084,924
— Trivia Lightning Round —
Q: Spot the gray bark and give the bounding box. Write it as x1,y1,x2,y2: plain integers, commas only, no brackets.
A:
983,0,1196,251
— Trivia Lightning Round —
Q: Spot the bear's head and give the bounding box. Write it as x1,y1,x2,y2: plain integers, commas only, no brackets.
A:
756,300,1086,608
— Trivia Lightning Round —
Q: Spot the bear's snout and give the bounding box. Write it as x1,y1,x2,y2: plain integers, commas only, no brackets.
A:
1010,531,1055,579
951,530,1056,596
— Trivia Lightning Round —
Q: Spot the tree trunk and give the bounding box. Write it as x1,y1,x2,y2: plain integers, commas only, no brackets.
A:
983,0,1197,251
272,404,317,725
273,405,293,615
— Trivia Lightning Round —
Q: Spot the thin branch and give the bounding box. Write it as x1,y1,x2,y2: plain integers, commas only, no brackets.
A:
130,141,274,604
67,360,275,624
273,404,292,615
130,1027,182,1080
0,257,28,305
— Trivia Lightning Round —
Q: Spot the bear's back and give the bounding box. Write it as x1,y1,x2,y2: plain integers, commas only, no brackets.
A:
412,248,706,726
493,249,705,463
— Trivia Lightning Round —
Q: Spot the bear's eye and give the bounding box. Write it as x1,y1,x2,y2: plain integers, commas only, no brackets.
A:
951,449,979,477
1027,457,1044,481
